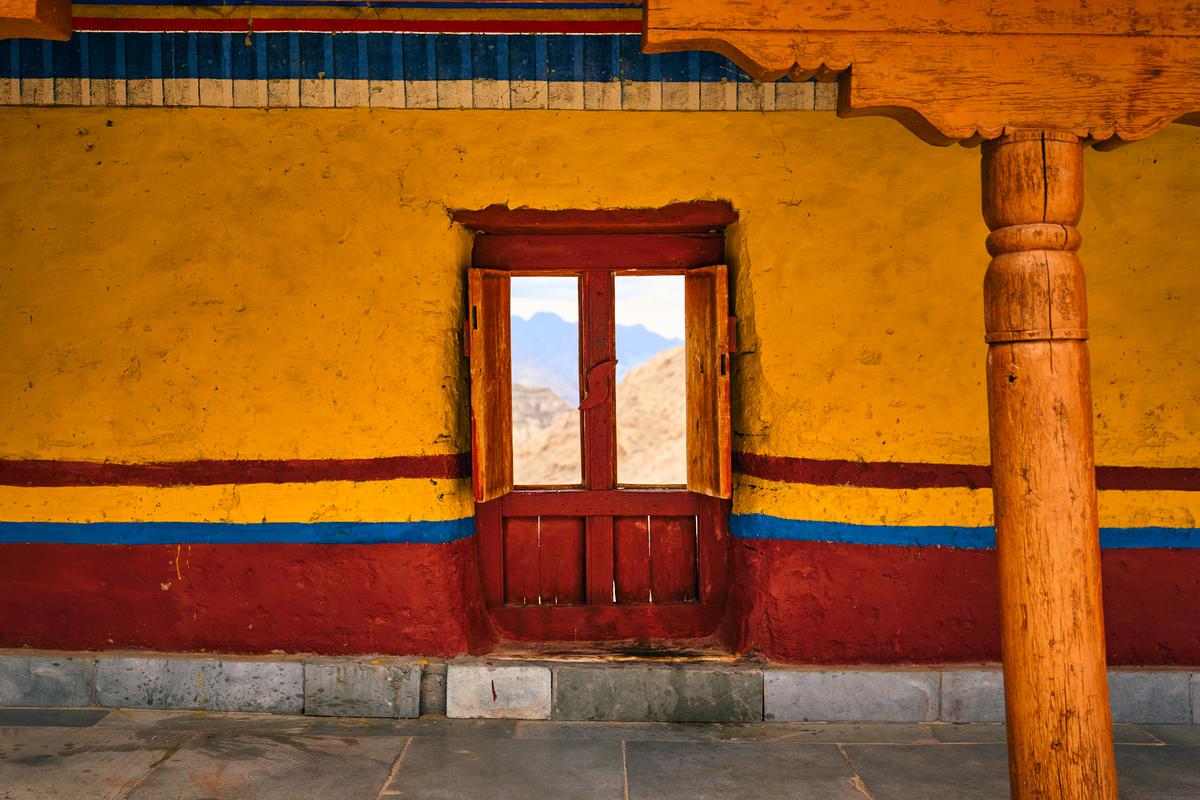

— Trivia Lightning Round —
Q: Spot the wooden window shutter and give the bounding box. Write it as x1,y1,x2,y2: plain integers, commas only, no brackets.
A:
685,264,732,499
467,268,514,503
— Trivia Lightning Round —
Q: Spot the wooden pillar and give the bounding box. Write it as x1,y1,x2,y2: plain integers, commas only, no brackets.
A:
982,130,1117,800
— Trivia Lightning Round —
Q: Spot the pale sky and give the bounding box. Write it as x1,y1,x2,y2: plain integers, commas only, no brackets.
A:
510,275,685,340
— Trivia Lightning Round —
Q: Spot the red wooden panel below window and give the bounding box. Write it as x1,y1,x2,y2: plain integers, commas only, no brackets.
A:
503,517,540,606
650,516,698,603
489,604,724,641
614,516,651,603
537,516,586,605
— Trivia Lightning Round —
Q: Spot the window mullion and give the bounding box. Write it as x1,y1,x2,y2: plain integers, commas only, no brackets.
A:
579,270,616,491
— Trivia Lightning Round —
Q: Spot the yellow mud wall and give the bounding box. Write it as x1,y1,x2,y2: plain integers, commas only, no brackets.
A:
1,107,1197,487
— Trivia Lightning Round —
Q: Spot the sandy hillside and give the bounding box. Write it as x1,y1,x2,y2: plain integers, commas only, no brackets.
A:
512,345,684,486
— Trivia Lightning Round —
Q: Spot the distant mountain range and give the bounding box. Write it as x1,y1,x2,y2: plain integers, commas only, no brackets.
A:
511,312,682,404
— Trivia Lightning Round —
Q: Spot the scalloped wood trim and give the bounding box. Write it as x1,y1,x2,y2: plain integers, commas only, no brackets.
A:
0,0,71,40
643,1,1200,147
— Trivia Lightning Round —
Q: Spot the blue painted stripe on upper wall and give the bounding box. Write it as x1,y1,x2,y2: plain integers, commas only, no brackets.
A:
0,33,766,83
730,514,1200,550
0,518,475,544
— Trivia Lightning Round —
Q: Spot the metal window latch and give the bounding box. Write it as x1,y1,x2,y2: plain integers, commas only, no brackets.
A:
578,359,617,411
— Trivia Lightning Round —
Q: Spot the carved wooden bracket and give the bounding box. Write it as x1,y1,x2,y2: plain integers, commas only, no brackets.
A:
642,0,1200,147
0,0,71,40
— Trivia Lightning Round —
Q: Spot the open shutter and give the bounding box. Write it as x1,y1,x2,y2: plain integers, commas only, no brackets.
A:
468,268,513,502
685,264,732,499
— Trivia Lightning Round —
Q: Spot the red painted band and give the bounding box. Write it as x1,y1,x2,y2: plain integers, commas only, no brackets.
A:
0,455,469,488
4,453,1193,491
734,452,1200,492
72,17,642,33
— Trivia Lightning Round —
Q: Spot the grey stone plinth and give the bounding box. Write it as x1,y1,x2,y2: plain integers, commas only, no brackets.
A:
96,657,302,714
420,661,447,717
0,654,96,708
1192,672,1199,724
552,666,762,723
304,661,421,718
446,665,551,720
941,670,1005,723
1108,670,1191,724
765,670,939,722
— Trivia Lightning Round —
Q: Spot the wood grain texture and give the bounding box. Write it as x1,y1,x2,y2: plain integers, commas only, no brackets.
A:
983,131,1117,800
468,268,514,503
685,265,732,499
0,0,71,41
642,0,1200,146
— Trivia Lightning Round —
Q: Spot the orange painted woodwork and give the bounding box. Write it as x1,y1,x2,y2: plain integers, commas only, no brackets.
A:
685,265,732,499
0,0,71,41
467,268,514,503
983,131,1118,800
641,0,1200,146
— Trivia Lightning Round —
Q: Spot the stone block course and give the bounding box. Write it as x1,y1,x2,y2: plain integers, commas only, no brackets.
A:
940,669,1005,723
303,661,421,718
420,661,447,717
95,657,302,714
446,664,551,719
552,665,762,723
0,655,96,708
764,670,940,722
1108,670,1191,724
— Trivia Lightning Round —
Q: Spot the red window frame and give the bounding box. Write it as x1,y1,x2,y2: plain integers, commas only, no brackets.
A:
455,202,737,641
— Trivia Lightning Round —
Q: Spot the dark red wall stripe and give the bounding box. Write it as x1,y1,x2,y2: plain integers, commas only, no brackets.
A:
0,455,469,488
733,452,1200,492
1,453,1193,491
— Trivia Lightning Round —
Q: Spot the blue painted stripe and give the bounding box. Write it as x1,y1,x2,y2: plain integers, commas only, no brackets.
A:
0,33,761,83
730,514,1200,550
0,519,475,545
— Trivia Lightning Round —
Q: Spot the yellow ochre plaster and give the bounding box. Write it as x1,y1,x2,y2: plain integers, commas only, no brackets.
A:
0,109,1196,527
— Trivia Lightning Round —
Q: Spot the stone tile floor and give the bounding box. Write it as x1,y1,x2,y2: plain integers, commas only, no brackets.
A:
0,708,1197,799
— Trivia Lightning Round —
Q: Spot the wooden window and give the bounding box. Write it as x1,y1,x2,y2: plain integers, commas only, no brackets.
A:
456,202,737,641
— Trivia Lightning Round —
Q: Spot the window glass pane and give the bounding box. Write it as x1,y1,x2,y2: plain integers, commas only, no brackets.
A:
615,275,686,485
511,276,581,486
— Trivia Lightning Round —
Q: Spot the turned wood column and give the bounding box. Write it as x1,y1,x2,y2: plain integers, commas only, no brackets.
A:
982,130,1118,800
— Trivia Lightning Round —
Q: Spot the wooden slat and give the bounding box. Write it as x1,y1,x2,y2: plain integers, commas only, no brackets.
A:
684,265,732,499
489,603,724,642
537,516,586,605
502,489,700,517
649,515,698,603
697,496,731,605
585,515,615,606
503,516,540,606
468,268,513,503
473,234,723,270
614,515,651,603
475,499,504,607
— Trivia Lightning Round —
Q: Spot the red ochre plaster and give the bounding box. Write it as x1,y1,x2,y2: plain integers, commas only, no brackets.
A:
721,539,1200,666
1,539,1197,664
0,541,496,656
